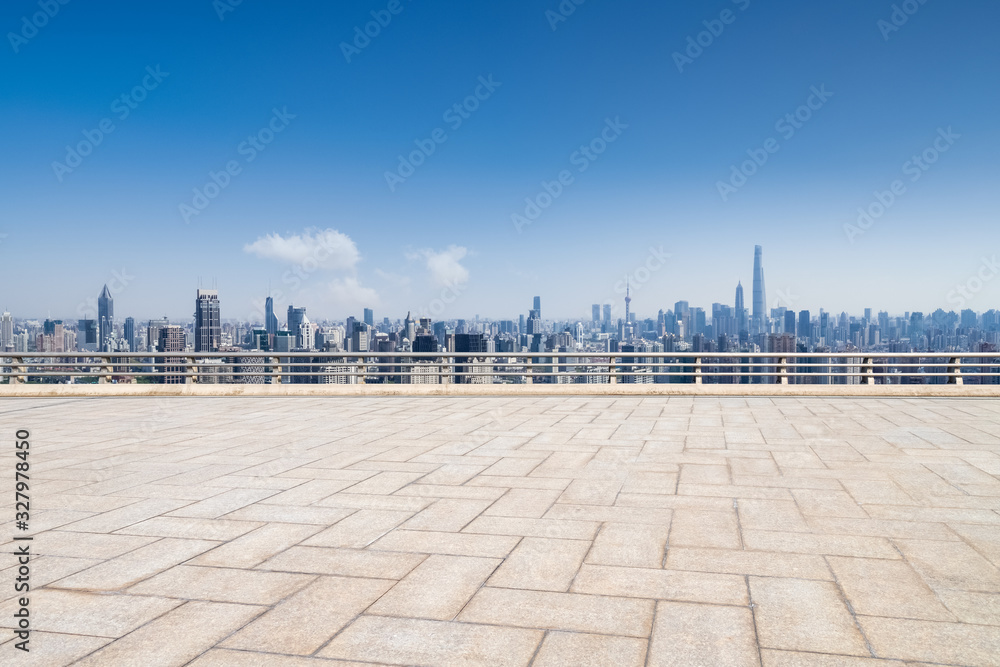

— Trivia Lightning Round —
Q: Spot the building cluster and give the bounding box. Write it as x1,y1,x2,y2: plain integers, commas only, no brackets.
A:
3,246,998,384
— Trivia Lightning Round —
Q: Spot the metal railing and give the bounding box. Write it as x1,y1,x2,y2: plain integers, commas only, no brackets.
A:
2,351,999,387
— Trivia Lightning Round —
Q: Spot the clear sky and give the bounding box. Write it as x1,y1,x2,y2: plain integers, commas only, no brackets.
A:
2,0,998,323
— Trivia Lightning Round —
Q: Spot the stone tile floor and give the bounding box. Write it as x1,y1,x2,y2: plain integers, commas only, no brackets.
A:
1,396,999,666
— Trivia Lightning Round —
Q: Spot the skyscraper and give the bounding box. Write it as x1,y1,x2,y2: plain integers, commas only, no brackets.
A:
124,317,135,352
264,296,278,338
404,311,415,342
364,308,374,326
602,304,611,323
752,245,766,336
533,296,541,318
624,279,631,325
287,305,306,340
735,281,748,335
592,304,600,322
98,284,114,352
0,312,12,351
194,289,221,352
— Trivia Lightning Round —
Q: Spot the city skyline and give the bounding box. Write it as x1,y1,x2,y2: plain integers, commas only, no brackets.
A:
2,2,998,319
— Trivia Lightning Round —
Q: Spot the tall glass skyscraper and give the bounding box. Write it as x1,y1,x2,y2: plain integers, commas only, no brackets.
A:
194,289,221,352
265,296,278,338
752,246,767,336
735,281,747,334
98,284,113,352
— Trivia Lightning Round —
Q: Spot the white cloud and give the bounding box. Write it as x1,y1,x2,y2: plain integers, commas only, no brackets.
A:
327,277,380,308
375,268,412,288
408,245,469,288
243,228,359,271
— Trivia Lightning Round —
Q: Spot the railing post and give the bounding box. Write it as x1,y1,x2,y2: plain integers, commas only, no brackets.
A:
862,357,874,385
271,357,282,385
947,357,963,385
186,357,197,384
778,357,788,385
694,356,702,385
99,357,113,384
525,356,533,385
609,356,617,384
358,358,366,385
9,355,23,385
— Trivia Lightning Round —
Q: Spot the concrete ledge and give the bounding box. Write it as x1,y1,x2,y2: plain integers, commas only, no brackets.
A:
2,384,999,397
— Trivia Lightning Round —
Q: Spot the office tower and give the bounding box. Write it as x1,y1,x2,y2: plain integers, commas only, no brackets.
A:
287,305,306,339
404,311,416,342
42,319,65,352
124,317,135,352
592,304,600,322
752,245,766,336
602,304,611,323
1,312,12,351
265,296,278,338
784,310,796,335
624,279,631,324
864,308,873,324
518,314,525,335
194,289,221,353
364,308,374,326
735,282,748,334
797,310,811,341
156,325,186,384
98,284,114,352
77,319,97,352
351,321,369,353
298,315,315,350
533,296,541,318
146,317,169,353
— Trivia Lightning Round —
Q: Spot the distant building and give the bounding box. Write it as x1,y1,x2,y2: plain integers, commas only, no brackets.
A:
194,290,221,352
124,317,135,352
98,284,114,352
752,246,767,336
287,306,307,342
364,308,374,326
265,296,278,339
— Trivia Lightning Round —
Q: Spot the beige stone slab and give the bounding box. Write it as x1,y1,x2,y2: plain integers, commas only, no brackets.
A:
481,457,546,476
483,488,562,517
936,589,1000,625
402,498,494,532
34,493,141,513
760,648,906,666
371,529,520,558
742,530,899,559
557,479,623,504
665,547,833,580
859,615,1000,665
189,522,321,568
0,589,181,637
222,575,394,654
467,475,571,490
30,530,156,560
313,491,435,511
0,556,104,602
463,515,600,540
458,587,654,637
572,564,747,605
166,488,279,519
620,471,678,494
750,576,869,656
189,649,376,666
827,556,956,621
679,464,730,485
840,479,917,505
669,509,741,549
302,509,412,548
679,483,791,500
258,478,359,505
615,492,735,511
258,545,425,578
864,505,1000,524
115,516,263,541
804,516,956,541
587,522,670,568
417,463,488,485
57,498,192,533
734,474,844,490
318,615,542,666
488,537,590,592
0,631,110,667
789,489,868,518
647,600,758,667
342,470,425,494
369,554,500,619
129,564,313,604
51,537,219,591
395,484,508,500
220,503,356,525
544,503,673,525
949,521,1000,566
895,538,1000,591
74,600,265,667
534,631,647,667
736,499,810,532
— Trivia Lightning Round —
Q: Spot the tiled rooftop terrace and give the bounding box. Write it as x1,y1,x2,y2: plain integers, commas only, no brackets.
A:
2,396,1000,666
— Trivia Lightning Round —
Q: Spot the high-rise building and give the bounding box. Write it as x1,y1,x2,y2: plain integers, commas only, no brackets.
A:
404,311,415,342
156,325,186,384
363,308,374,326
194,289,221,352
124,317,135,352
752,245,767,336
533,296,541,318
98,284,114,352
264,296,278,338
0,312,13,351
735,282,747,334
797,310,811,341
287,306,306,340
602,304,611,323
592,304,601,322
624,279,632,325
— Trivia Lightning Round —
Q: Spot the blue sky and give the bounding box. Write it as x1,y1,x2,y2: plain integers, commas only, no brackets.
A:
2,0,998,322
